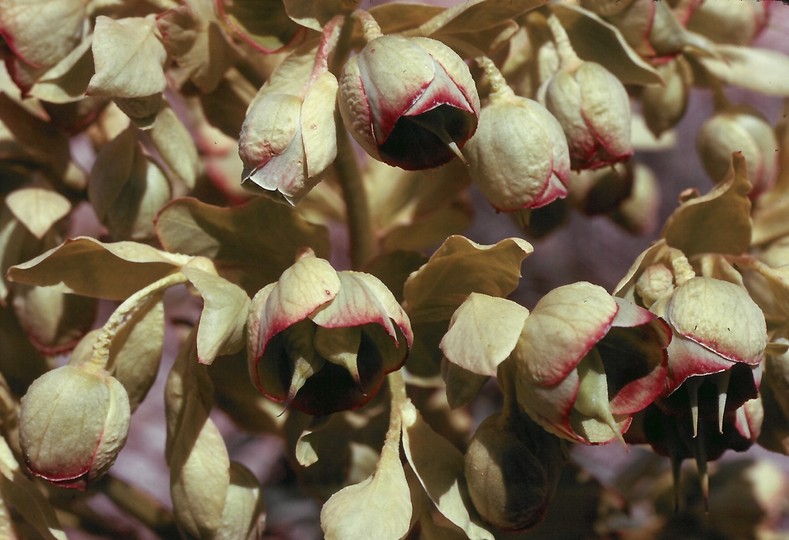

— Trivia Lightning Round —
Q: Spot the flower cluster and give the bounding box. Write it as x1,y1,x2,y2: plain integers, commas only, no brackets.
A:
1,0,788,538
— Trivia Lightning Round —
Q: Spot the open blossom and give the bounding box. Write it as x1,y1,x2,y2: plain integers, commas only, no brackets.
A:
511,282,670,444
338,34,480,170
247,250,412,415
440,283,670,445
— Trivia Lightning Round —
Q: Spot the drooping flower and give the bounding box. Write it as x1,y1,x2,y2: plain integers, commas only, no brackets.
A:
511,282,670,444
464,59,570,212
338,34,480,170
247,250,412,415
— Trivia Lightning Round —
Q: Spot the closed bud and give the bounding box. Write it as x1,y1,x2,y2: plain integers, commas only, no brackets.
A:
697,107,778,197
19,364,130,489
541,61,633,170
465,83,569,211
465,411,565,531
686,0,770,45
338,35,480,170
641,57,693,139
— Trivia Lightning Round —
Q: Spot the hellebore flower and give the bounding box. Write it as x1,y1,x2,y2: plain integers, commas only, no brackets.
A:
464,73,570,211
541,61,633,170
338,35,480,170
697,106,778,197
247,250,412,415
239,70,338,205
511,282,670,445
19,364,131,490
650,276,767,433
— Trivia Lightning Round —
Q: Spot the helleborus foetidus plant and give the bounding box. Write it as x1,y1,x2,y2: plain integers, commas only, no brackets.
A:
3,0,789,537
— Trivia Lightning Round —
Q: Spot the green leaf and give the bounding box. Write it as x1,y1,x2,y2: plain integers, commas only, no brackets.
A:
88,16,167,99
0,435,67,540
403,235,533,323
8,237,188,300
320,410,412,540
440,293,529,377
400,399,493,540
155,197,330,296
662,152,752,257
551,3,662,86
27,35,94,104
697,45,789,97
145,105,199,190
182,266,250,365
89,126,172,240
5,186,71,240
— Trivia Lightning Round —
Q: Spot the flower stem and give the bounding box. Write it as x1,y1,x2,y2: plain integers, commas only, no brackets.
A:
334,116,375,270
90,272,189,371
354,9,383,42
93,474,180,538
545,13,582,70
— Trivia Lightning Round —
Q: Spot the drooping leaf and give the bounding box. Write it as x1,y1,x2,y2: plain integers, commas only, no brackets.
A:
89,126,172,240
0,437,66,540
5,186,71,240
182,266,250,365
403,236,533,324
400,399,494,540
440,293,529,377
145,105,199,190
0,0,86,69
551,3,662,86
697,45,789,97
155,197,330,296
27,35,94,104
441,358,490,409
662,152,752,257
7,237,188,300
166,336,230,538
415,0,548,36
320,408,412,540
87,16,167,99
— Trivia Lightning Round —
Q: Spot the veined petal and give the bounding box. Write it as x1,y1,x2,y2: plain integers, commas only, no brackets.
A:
517,282,618,386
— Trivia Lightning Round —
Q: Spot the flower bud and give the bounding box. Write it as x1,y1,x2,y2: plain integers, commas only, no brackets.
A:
19,364,130,489
641,57,693,139
465,89,569,211
247,251,412,415
239,70,338,205
465,411,565,531
338,35,480,170
686,0,770,45
541,61,633,170
697,107,778,197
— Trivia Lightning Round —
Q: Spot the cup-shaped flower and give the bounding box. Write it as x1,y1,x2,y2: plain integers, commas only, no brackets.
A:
651,277,767,430
239,71,338,205
541,62,633,170
247,251,412,415
464,89,570,211
338,35,480,170
512,282,670,445
697,107,777,197
19,364,131,490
